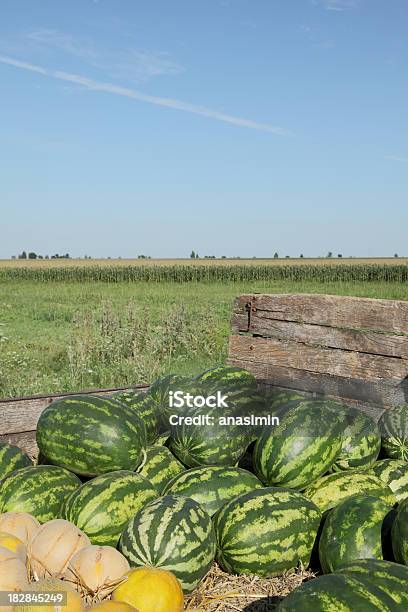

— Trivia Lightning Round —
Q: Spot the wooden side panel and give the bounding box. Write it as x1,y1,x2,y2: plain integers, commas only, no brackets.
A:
228,358,408,409
233,294,408,335
228,335,408,384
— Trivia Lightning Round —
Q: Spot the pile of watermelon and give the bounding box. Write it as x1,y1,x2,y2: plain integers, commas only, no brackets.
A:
1,365,408,610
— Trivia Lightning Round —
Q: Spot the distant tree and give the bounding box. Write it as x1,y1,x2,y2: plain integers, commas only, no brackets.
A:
338,253,343,258
195,253,199,258
64,253,70,259
273,252,279,258
45,255,49,259
300,254,304,258
394,253,399,258
11,255,16,259
285,255,290,258
38,255,43,259
327,252,333,258
19,251,27,259
221,255,226,259
190,250,196,259
28,252,37,259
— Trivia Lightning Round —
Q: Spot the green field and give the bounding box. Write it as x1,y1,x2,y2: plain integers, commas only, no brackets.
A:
1,279,407,399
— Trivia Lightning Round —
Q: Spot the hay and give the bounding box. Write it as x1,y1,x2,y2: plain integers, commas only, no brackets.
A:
185,563,315,611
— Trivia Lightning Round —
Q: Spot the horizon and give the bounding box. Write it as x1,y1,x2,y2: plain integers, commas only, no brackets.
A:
1,0,407,258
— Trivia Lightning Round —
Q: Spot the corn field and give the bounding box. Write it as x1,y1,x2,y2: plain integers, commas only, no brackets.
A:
1,264,407,283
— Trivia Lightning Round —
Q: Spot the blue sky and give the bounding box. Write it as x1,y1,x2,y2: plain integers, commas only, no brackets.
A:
1,0,407,258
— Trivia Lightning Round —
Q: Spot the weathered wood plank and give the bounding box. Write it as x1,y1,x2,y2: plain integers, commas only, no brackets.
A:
229,335,408,384
227,357,408,408
0,431,38,460
233,294,408,335
235,317,408,358
0,385,148,436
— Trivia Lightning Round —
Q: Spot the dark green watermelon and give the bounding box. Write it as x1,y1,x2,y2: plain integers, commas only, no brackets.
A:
163,466,263,515
119,494,216,592
36,395,147,477
379,404,408,460
213,487,321,577
110,389,160,443
337,559,408,608
0,465,81,523
332,407,381,471
391,497,408,564
195,365,255,385
0,442,32,481
137,446,185,493
63,470,158,546
371,459,408,503
319,494,393,573
277,573,397,611
253,400,345,490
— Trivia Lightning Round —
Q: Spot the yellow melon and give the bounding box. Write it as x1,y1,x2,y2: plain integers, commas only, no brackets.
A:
0,531,26,561
112,567,184,612
89,602,138,611
12,578,84,612
0,512,40,546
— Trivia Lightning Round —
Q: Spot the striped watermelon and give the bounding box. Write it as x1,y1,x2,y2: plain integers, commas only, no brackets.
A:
391,497,408,564
253,400,345,490
110,389,160,443
331,407,381,471
337,559,408,608
268,390,305,409
137,446,185,493
303,470,397,512
162,466,263,516
319,494,392,573
379,404,408,460
0,465,81,523
195,365,255,385
371,459,408,503
146,374,192,431
119,494,216,592
213,487,321,577
36,395,147,477
168,390,252,467
0,443,32,480
63,470,158,546
277,573,397,611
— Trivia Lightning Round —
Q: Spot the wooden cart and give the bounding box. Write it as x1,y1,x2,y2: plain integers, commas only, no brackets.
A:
2,293,408,458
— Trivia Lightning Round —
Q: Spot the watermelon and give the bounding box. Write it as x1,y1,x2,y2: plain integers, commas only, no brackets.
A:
277,573,397,611
213,487,321,577
36,395,147,477
146,374,192,431
168,398,251,467
63,470,158,546
162,466,263,516
195,365,255,385
268,390,305,409
0,465,81,523
303,470,397,512
319,494,392,573
337,559,408,607
137,446,185,493
331,407,381,471
379,404,408,460
253,400,345,490
391,497,408,564
0,442,32,480
119,494,216,592
110,389,160,443
371,459,408,503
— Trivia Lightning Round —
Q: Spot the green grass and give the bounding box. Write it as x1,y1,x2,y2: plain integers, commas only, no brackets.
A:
1,280,407,398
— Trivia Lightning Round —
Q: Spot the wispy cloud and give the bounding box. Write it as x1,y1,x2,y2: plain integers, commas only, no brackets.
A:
0,55,287,135
24,29,185,81
384,155,408,163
